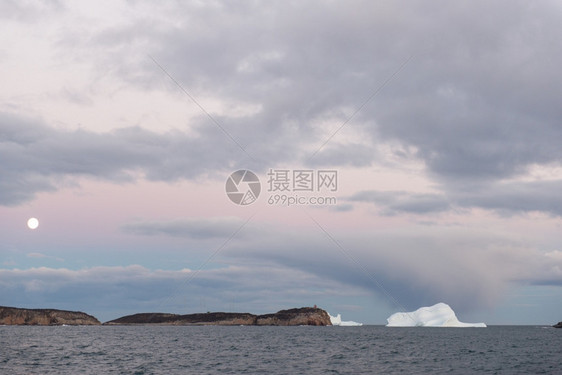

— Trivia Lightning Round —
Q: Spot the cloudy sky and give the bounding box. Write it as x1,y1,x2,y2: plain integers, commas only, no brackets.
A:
2,0,562,324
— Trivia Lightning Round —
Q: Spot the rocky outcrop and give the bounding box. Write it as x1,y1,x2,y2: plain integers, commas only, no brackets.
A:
553,322,562,328
0,306,100,325
105,307,332,326
256,307,332,326
105,312,257,325
0,306,331,326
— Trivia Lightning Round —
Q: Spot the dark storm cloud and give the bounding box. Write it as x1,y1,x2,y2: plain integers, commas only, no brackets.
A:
5,0,562,215
349,190,451,215
73,0,562,197
0,113,249,205
366,1,562,184
60,1,403,165
456,180,562,215
351,179,562,216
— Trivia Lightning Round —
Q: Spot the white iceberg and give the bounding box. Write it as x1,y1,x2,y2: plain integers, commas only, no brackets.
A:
329,313,363,326
386,303,486,327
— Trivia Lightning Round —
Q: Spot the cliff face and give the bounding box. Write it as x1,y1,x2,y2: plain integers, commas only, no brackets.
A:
0,306,101,326
105,307,332,326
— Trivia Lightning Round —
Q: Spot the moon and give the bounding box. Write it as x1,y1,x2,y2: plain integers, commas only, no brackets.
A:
27,217,39,230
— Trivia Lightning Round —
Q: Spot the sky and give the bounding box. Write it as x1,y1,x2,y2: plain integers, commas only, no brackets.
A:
1,0,562,325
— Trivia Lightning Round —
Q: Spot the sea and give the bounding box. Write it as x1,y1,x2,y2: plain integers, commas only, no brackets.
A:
1,325,561,374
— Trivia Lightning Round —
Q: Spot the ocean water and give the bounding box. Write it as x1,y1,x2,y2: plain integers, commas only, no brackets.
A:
1,325,561,374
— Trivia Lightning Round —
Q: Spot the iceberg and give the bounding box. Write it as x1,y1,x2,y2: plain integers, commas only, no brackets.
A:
329,313,363,326
386,303,486,327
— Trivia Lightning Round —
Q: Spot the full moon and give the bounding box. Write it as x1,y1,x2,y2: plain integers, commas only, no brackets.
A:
27,217,39,230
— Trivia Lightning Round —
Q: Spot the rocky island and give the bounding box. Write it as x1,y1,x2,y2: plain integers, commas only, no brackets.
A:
553,322,562,328
104,307,332,326
0,306,100,325
0,306,332,326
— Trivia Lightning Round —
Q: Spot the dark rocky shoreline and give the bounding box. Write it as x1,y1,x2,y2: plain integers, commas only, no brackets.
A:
104,307,332,326
0,306,331,326
0,306,100,325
